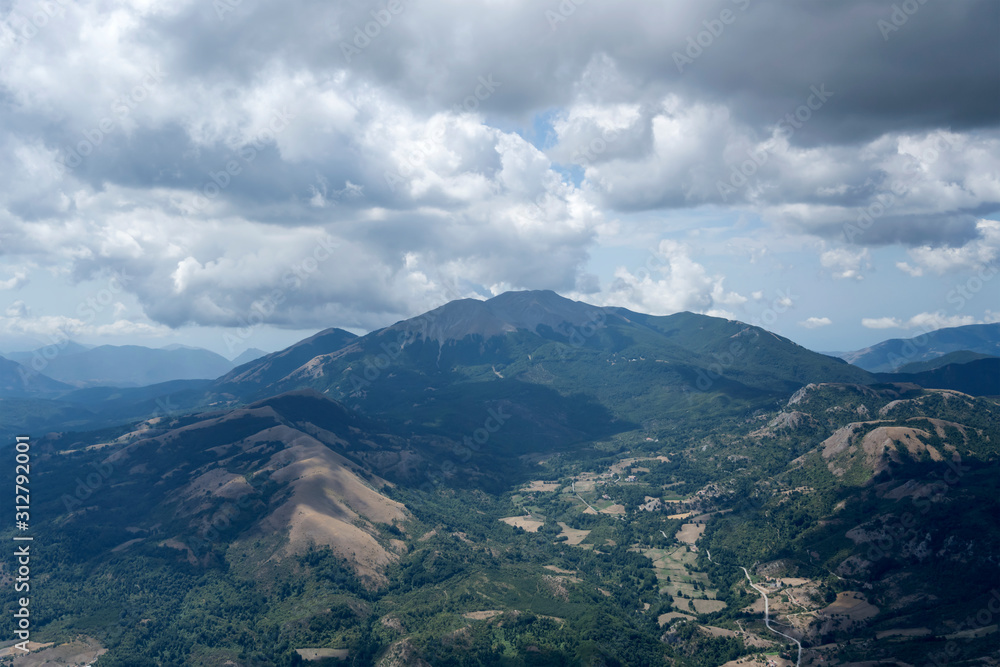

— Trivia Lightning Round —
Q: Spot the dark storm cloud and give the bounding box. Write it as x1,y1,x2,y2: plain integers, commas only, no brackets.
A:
0,0,996,335
665,0,999,144
142,0,996,143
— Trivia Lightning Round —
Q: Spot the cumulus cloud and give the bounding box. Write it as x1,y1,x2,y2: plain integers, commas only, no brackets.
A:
0,312,170,341
821,247,871,280
862,311,999,331
549,97,1000,248
0,0,997,339
897,219,1000,275
861,317,902,330
895,262,923,278
579,240,745,316
0,270,29,290
800,317,832,329
5,301,29,318
1,95,604,331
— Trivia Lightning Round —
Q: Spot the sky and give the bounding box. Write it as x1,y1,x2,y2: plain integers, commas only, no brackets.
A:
0,0,998,359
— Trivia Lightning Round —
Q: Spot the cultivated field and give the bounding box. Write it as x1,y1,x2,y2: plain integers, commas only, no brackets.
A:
556,522,590,545
500,515,544,532
5,637,105,666
676,522,706,544
295,648,350,661
523,480,562,492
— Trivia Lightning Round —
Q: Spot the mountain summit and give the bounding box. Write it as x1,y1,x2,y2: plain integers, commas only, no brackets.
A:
842,322,1000,372
208,291,872,457
390,290,606,344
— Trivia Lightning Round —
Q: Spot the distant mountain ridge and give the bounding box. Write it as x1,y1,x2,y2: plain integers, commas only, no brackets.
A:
0,355,74,397
2,291,889,444
5,343,235,388
391,290,610,343
212,291,874,453
895,349,998,373
841,322,1000,372
8,291,1000,665
876,357,1000,396
231,347,269,365
215,328,358,393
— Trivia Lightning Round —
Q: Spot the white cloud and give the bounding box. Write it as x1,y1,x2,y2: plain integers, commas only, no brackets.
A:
821,247,870,280
0,92,605,331
557,95,741,209
862,311,998,331
800,317,832,329
5,301,29,318
0,312,170,341
578,240,745,316
0,270,29,290
904,312,980,331
754,130,1000,247
861,317,901,329
0,0,995,345
900,219,1000,275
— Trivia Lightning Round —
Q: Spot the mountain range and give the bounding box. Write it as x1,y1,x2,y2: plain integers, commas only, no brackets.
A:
2,292,997,447
205,291,877,465
8,291,998,666
839,322,1000,372
3,290,1000,665
3,343,235,387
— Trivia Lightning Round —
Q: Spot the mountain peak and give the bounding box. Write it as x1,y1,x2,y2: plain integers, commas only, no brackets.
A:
842,322,1000,372
214,327,359,393
395,290,605,343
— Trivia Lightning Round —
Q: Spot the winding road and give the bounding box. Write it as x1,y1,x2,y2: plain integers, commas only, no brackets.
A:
705,549,801,665
572,481,624,521
571,481,599,513
740,566,802,667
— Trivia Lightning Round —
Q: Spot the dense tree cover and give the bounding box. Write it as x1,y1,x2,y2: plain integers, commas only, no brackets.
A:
5,377,997,664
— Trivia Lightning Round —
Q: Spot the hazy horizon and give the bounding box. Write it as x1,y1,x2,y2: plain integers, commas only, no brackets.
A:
2,0,998,363
5,289,997,361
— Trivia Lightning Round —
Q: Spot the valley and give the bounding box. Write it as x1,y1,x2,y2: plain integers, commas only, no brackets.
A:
1,293,998,666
